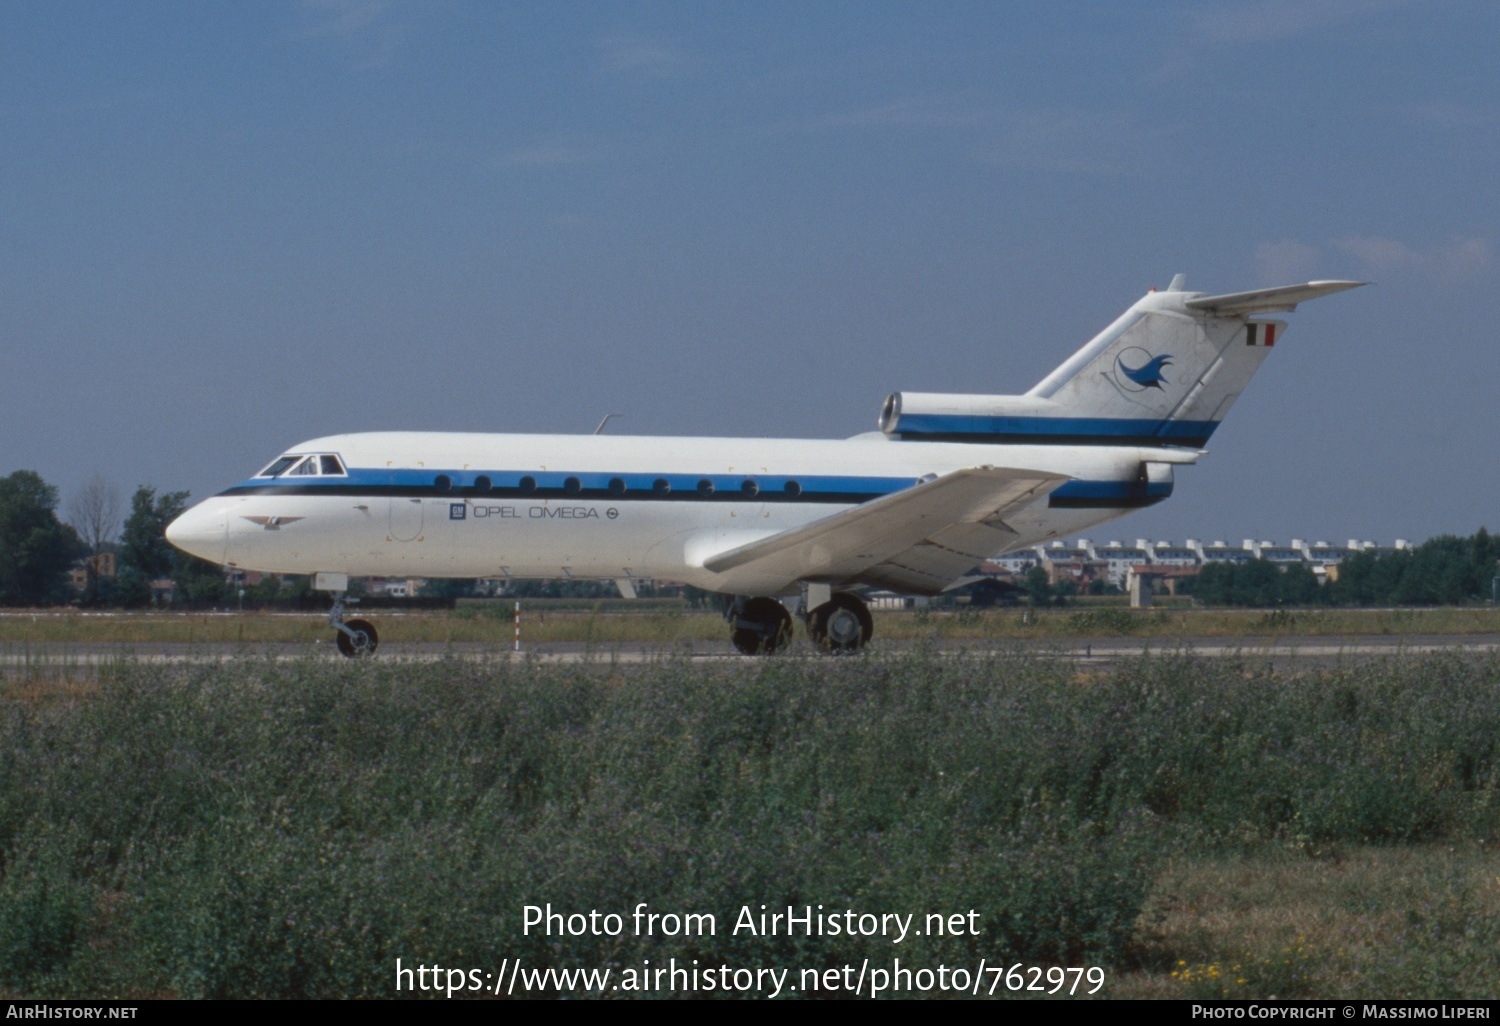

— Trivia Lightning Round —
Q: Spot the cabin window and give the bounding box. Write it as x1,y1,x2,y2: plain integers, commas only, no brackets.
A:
697,479,715,496
474,475,492,491
519,476,537,494
741,479,759,497
784,480,802,497
564,476,582,495
653,478,671,495
435,474,452,492
608,477,626,496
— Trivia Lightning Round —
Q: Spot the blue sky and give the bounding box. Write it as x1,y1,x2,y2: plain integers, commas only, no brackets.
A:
3,0,1496,545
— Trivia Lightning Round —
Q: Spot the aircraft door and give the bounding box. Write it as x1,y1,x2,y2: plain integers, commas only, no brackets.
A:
389,497,424,541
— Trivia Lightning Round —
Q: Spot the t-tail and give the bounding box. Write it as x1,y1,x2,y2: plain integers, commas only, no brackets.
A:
878,275,1364,447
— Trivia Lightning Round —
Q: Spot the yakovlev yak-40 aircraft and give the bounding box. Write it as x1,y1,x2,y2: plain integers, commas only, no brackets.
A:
167,276,1362,656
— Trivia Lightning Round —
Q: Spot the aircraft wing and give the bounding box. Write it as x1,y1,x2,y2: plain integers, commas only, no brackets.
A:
702,467,1068,595
1184,280,1365,315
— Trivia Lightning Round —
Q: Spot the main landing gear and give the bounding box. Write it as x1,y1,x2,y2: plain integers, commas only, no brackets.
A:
807,592,873,653
329,591,378,658
724,590,873,655
728,596,794,655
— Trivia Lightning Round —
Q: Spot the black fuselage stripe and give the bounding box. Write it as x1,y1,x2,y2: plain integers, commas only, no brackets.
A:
898,432,1210,448
1047,495,1168,509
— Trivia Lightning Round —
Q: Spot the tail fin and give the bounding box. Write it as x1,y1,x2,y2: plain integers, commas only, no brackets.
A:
879,277,1363,446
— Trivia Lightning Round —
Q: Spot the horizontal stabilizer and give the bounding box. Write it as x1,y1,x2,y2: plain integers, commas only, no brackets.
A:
1185,280,1365,315
702,466,1067,594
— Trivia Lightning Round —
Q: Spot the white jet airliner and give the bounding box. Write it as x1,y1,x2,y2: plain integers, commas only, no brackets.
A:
166,275,1362,656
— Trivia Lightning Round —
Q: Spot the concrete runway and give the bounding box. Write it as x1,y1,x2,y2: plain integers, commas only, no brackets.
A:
4,634,1499,672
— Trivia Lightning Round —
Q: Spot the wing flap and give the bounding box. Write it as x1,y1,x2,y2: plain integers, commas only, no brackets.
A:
858,561,956,594
701,467,1066,594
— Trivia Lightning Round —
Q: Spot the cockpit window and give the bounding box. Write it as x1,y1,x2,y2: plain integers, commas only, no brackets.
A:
256,456,301,478
256,453,348,478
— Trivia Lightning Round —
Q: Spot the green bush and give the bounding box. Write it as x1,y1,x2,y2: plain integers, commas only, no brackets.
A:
0,830,92,992
2,649,1498,995
1066,607,1142,634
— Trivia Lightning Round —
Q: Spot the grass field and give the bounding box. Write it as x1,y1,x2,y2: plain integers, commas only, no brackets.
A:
2,602,1498,648
2,648,1498,999
1119,844,1500,999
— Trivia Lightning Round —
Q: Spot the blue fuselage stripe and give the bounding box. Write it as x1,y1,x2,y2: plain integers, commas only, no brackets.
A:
218,468,1173,510
221,470,911,504
894,414,1218,446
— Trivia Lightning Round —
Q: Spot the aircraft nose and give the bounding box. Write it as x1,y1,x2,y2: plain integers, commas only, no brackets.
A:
165,501,228,565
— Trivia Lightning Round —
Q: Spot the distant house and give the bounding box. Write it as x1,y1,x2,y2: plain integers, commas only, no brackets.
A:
70,551,118,593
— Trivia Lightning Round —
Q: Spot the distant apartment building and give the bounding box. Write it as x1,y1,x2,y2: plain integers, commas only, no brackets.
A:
1091,539,1152,589
975,535,1416,593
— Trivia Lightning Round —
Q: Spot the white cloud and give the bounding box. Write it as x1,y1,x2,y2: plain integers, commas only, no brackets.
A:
789,97,1174,175
1250,235,1492,286
813,92,989,130
1332,235,1493,282
302,0,392,37
1189,0,1412,45
1397,100,1492,129
1333,235,1414,271
595,35,690,78
496,137,598,169
300,0,406,68
979,109,1176,176
1254,239,1324,284
1154,0,1414,78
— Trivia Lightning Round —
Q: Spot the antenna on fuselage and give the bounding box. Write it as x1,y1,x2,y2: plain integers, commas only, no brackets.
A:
593,413,621,435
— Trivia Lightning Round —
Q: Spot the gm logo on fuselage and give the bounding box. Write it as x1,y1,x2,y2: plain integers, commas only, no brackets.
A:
449,503,466,520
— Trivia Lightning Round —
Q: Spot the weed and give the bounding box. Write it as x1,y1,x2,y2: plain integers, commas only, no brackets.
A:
2,650,1499,996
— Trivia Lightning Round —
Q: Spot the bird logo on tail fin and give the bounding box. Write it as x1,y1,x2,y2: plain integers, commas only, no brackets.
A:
1113,348,1172,392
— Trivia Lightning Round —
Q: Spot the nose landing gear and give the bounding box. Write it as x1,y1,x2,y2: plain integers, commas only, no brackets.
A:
329,592,379,658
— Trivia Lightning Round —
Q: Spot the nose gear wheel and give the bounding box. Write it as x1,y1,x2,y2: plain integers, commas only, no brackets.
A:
335,618,379,658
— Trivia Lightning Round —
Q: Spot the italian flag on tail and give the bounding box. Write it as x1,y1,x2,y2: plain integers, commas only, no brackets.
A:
1245,322,1276,346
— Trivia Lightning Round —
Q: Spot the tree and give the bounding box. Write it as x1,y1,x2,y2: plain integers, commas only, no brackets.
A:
1278,563,1322,606
67,473,124,605
1474,528,1498,602
1024,565,1052,607
1472,527,1494,575
0,471,85,607
419,578,474,600
681,584,715,610
117,486,226,607
120,486,185,581
1238,559,1282,607
1323,531,1500,607
174,555,230,607
118,486,179,606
